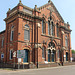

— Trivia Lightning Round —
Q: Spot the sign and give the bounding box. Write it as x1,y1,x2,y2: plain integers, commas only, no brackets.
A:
1,53,4,59
64,55,66,58
18,58,21,63
17,50,25,58
44,61,48,64
13,51,16,57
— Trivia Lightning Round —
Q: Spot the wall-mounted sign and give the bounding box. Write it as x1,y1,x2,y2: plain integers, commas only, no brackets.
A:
17,50,25,58
13,51,16,57
64,55,66,57
1,53,4,59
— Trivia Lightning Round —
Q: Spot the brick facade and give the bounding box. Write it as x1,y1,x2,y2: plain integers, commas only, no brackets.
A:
0,0,72,68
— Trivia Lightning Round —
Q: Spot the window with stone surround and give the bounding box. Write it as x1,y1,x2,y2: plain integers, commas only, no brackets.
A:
10,25,14,41
10,50,13,60
58,49,59,58
24,24,30,40
42,20,46,34
42,46,46,59
51,22,54,36
48,20,50,35
2,37,4,48
65,36,68,47
56,23,59,37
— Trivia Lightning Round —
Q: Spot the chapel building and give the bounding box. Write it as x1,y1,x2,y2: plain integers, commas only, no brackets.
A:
0,0,72,68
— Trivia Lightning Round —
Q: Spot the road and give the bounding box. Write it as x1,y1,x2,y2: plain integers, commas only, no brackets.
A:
0,65,75,75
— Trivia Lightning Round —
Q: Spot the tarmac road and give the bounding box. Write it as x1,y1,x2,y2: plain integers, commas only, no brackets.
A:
0,65,75,75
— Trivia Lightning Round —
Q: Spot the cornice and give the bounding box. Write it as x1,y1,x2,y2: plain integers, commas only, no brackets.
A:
7,6,17,14
7,2,33,14
41,34,61,40
4,10,42,22
60,26,72,32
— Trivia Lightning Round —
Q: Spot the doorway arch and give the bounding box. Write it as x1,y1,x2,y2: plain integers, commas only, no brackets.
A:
23,49,29,63
48,42,56,62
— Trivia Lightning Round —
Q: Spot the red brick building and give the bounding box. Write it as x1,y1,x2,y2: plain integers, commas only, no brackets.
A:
0,0,72,68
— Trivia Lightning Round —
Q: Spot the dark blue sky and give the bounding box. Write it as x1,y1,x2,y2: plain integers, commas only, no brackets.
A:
0,0,75,49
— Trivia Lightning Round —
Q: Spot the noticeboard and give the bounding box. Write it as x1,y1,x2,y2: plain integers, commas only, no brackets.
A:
1,53,4,59
17,50,25,58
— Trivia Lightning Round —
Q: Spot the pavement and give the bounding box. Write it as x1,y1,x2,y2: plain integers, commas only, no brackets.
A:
0,65,75,75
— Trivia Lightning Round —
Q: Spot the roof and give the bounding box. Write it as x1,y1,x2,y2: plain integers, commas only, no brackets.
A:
7,0,64,22
7,1,33,14
0,30,5,34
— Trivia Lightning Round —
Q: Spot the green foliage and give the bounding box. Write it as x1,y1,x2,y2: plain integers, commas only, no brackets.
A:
72,50,75,54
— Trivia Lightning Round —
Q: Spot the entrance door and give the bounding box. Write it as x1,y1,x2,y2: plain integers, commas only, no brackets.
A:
48,50,50,62
66,52,68,61
23,49,28,63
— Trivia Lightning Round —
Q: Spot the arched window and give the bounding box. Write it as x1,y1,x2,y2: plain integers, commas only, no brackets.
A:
10,50,13,60
48,42,56,62
51,22,54,36
42,20,46,34
10,25,14,41
2,37,4,48
65,36,68,47
58,49,59,58
56,23,59,37
24,25,30,40
42,47,45,58
48,20,50,35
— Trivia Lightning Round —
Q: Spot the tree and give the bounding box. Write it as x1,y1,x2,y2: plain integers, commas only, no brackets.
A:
72,49,75,54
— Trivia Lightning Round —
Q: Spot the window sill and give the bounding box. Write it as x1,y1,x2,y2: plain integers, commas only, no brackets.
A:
48,62,55,63
24,40,30,42
23,63,29,64
41,33,46,35
41,34,61,39
41,34,54,37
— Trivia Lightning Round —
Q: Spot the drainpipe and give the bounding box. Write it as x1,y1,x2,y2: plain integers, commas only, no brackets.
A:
34,5,38,68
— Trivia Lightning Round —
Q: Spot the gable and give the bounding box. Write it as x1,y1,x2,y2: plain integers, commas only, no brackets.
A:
38,1,64,22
